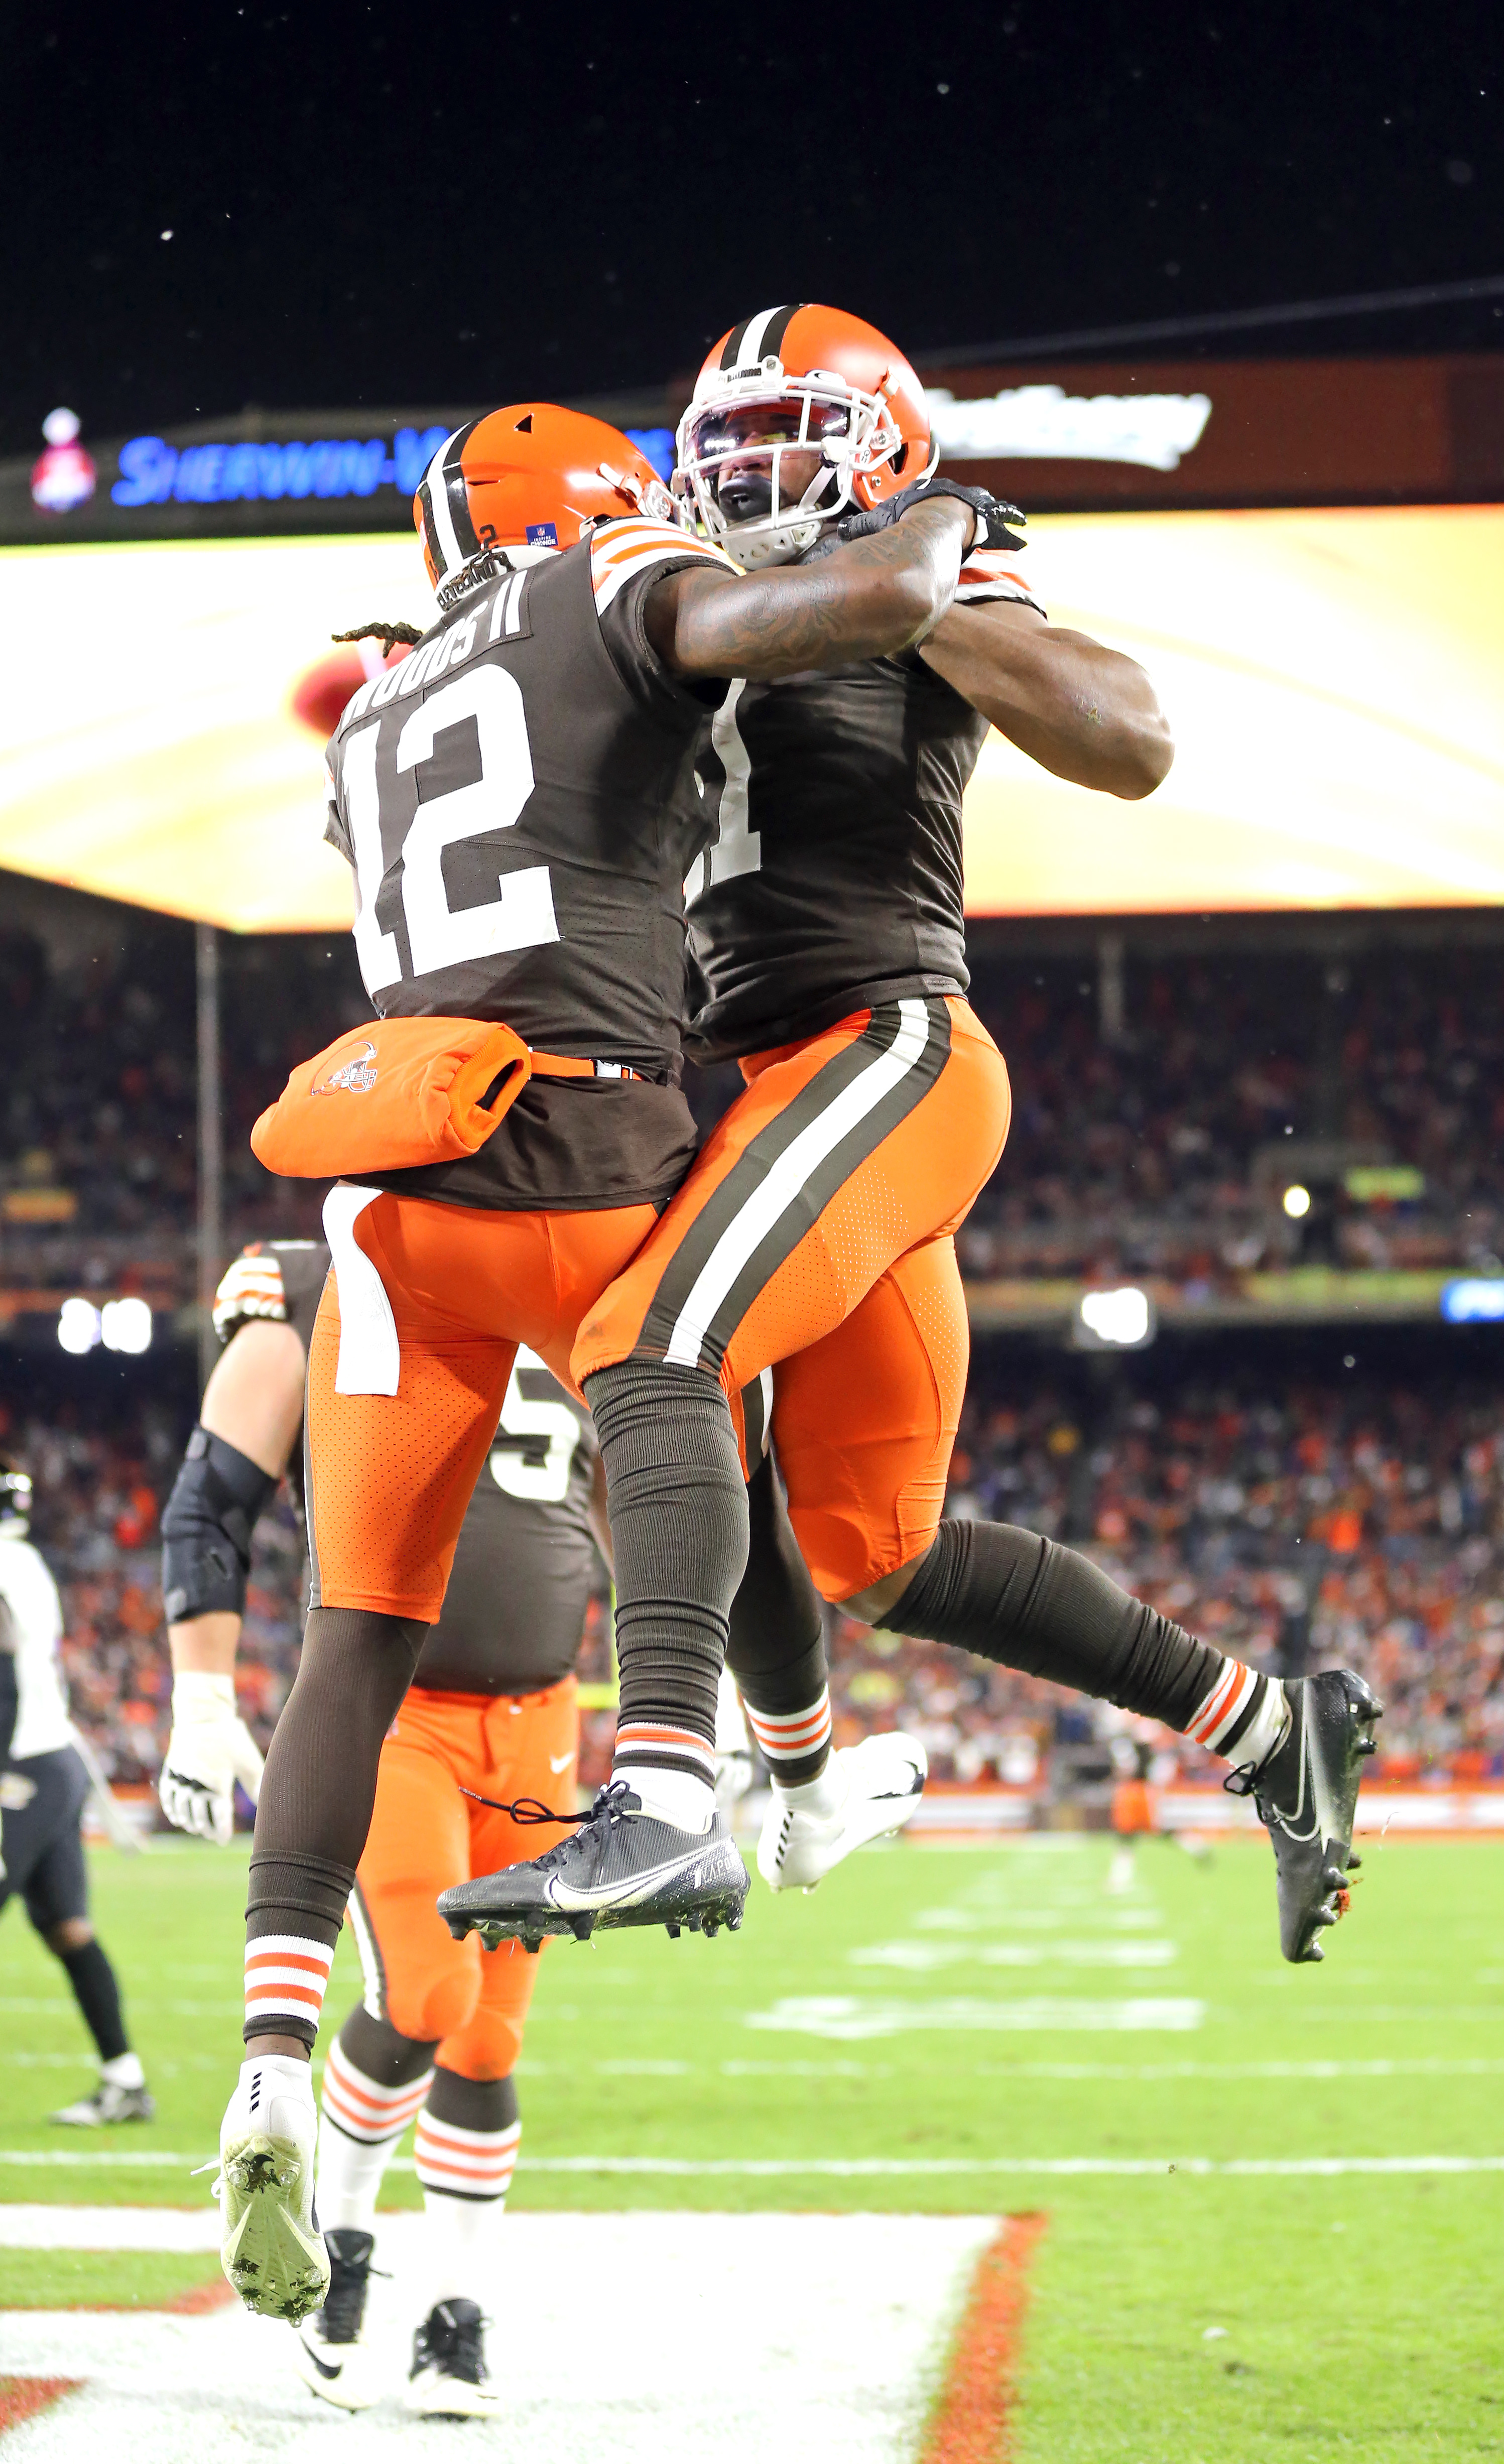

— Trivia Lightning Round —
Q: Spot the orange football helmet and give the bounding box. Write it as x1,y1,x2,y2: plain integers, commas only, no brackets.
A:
415,404,676,605
675,304,935,567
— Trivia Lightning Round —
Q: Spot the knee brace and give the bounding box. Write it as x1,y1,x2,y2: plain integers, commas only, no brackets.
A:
161,1428,277,1623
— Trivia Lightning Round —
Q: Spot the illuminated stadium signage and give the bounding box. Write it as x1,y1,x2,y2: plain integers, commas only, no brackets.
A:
1440,1279,1504,1325
110,426,676,510
112,427,452,508
1,356,1498,543
927,386,1213,472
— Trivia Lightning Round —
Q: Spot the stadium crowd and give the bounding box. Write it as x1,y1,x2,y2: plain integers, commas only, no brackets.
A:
1,923,1501,1299
13,1360,1500,1804
957,942,1504,1281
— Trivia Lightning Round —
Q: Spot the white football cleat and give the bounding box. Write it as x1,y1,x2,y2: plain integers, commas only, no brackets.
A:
758,1732,927,1892
405,2299,499,2418
217,2053,330,2322
714,1664,756,1820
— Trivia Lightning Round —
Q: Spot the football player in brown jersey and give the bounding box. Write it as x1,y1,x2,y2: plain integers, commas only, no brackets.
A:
216,400,998,2319
452,309,1379,1980
163,1242,617,2411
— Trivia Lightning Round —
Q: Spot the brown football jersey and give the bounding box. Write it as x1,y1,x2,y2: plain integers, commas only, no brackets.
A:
322,519,728,1208
683,545,1045,1063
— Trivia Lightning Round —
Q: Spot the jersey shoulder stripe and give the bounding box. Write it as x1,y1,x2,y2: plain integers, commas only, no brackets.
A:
955,549,1046,617
590,519,734,612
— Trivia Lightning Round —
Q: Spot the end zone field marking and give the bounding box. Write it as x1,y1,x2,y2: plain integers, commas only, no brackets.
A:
0,2212,998,2461
0,2378,80,2434
920,2214,1048,2464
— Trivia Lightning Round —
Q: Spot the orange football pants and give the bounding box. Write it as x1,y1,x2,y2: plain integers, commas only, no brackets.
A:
574,997,1011,1601
348,1677,578,2078
306,1189,656,1622
1112,1779,1158,1838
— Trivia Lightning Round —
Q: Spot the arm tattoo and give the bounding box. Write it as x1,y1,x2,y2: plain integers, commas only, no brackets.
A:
659,501,969,679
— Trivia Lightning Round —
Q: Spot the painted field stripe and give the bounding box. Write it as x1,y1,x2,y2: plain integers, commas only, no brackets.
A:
0,2379,79,2433
5,2149,1504,2183
921,2214,1048,2464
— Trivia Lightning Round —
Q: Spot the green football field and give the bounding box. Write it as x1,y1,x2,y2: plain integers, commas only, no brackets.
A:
4,1829,1502,2459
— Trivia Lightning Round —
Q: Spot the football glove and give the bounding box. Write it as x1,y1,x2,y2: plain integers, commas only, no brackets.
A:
159,1671,265,1845
838,475,1028,556
211,1250,287,1346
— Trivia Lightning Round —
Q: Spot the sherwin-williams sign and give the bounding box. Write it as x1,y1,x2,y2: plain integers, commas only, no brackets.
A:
1,356,1499,544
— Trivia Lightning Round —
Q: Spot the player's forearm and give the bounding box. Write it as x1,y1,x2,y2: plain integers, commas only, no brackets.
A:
199,1319,307,1473
656,500,971,679
168,1611,242,1677
920,604,1174,798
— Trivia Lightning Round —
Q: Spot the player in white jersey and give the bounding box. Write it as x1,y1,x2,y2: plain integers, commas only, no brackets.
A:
0,1460,153,2124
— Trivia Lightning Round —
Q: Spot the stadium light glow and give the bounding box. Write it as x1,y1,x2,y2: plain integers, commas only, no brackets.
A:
1075,1287,1155,1349
57,1296,102,1353
1282,1183,1312,1218
100,1297,153,1354
4,507,1500,934
1440,1279,1504,1325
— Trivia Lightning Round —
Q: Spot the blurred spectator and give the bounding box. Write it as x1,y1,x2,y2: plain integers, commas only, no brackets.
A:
2,1356,1499,1798
2,923,1502,1297
828,1359,1504,1787
956,943,1504,1280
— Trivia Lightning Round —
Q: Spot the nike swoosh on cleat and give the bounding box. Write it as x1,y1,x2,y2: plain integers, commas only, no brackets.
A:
301,2344,341,2381
546,1853,735,1912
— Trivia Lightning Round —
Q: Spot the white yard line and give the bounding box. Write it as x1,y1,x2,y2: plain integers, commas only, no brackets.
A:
0,2212,994,2464
744,1994,1207,2035
4,2147,1504,2194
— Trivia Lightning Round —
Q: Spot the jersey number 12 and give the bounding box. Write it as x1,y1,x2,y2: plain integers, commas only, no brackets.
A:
343,667,560,996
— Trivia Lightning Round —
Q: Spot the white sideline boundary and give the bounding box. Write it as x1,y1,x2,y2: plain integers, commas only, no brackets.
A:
0,2212,996,2463
2,2151,1503,2182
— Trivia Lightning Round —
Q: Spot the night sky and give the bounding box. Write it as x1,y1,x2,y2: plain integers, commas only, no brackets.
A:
3,3,1499,455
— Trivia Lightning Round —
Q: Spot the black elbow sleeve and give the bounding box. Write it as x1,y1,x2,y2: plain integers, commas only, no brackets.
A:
161,1428,278,1624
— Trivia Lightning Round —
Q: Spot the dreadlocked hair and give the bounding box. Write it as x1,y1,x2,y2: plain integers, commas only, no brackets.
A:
332,620,426,659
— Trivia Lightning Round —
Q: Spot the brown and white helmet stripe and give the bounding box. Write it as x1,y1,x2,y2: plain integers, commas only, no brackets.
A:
717,303,805,374
416,420,483,585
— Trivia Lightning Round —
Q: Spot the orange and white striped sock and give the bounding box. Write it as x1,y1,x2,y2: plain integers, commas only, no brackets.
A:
416,2108,522,2304
1186,1658,1288,1769
415,2111,522,2204
318,2035,433,2233
242,1930,334,2047
744,1686,833,1788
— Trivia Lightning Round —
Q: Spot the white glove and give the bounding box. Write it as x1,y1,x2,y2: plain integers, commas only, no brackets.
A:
159,1672,265,1845
212,1250,287,1345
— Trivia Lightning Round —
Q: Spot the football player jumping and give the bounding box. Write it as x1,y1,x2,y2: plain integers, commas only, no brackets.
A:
213,402,996,2320
449,306,1380,1965
162,1241,611,2414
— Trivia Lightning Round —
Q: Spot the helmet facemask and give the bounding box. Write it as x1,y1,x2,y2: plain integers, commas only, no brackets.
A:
675,364,909,568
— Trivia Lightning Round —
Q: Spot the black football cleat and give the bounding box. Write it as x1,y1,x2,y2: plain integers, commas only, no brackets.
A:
438,1781,749,1953
405,2297,497,2419
292,2228,381,2411
1225,1670,1383,1962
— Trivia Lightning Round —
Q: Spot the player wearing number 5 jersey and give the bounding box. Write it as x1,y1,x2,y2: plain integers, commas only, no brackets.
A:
163,1243,609,2412
218,400,991,2322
